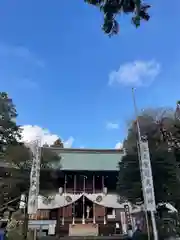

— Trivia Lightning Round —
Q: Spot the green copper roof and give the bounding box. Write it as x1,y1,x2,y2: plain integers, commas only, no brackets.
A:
49,148,124,171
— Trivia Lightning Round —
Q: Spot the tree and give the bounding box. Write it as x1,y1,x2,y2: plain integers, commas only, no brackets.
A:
0,91,27,208
0,140,63,210
156,103,180,209
0,93,63,239
0,92,21,157
117,108,180,208
40,140,63,193
0,91,62,209
84,0,150,36
3,141,63,240
51,138,64,148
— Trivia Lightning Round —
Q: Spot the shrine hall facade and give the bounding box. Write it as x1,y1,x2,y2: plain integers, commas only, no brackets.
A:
27,148,143,237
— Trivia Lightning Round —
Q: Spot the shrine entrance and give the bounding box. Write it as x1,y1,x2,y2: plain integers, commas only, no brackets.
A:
74,196,93,220
69,196,98,236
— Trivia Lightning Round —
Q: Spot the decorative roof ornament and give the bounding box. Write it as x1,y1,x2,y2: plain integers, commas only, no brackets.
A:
96,195,103,202
118,196,126,204
140,135,147,142
42,196,55,205
66,196,72,203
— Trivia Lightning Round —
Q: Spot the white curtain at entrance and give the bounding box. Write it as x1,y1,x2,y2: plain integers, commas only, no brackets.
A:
85,193,129,209
38,193,127,210
38,194,83,209
38,193,142,213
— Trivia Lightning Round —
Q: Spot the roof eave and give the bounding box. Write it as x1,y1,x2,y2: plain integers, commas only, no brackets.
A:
42,147,124,154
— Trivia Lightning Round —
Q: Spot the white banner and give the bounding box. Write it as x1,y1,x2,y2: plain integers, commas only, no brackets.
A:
28,140,41,214
139,138,156,211
120,211,127,234
48,224,56,235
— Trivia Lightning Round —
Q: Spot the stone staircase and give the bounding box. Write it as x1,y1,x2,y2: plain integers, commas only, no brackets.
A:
69,224,99,236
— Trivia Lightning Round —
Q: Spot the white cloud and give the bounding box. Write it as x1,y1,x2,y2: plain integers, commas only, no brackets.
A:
0,43,44,68
106,122,119,130
109,60,160,87
115,142,123,149
20,125,74,148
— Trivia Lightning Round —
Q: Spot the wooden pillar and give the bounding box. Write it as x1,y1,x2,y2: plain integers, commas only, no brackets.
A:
102,175,104,191
64,204,72,218
104,207,106,225
56,208,61,236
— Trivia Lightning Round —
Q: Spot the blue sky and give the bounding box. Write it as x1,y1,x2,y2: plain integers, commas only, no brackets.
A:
0,0,180,148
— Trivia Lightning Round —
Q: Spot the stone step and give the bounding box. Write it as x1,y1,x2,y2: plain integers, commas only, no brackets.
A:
39,235,126,240
69,224,99,236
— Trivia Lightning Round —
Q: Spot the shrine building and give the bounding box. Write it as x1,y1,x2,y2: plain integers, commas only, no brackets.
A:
27,147,143,237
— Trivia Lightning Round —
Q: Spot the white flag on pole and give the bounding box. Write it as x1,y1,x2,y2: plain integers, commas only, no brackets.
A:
28,139,41,214
139,138,156,212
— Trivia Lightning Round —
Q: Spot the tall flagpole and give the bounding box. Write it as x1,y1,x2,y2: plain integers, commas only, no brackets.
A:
102,175,106,225
72,175,76,225
62,174,67,225
93,175,96,224
82,176,86,224
131,88,151,240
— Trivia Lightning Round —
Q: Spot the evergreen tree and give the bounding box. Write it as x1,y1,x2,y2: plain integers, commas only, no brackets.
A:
0,92,26,208
0,92,62,211
0,92,21,156
156,102,180,209
117,109,180,208
0,144,62,211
